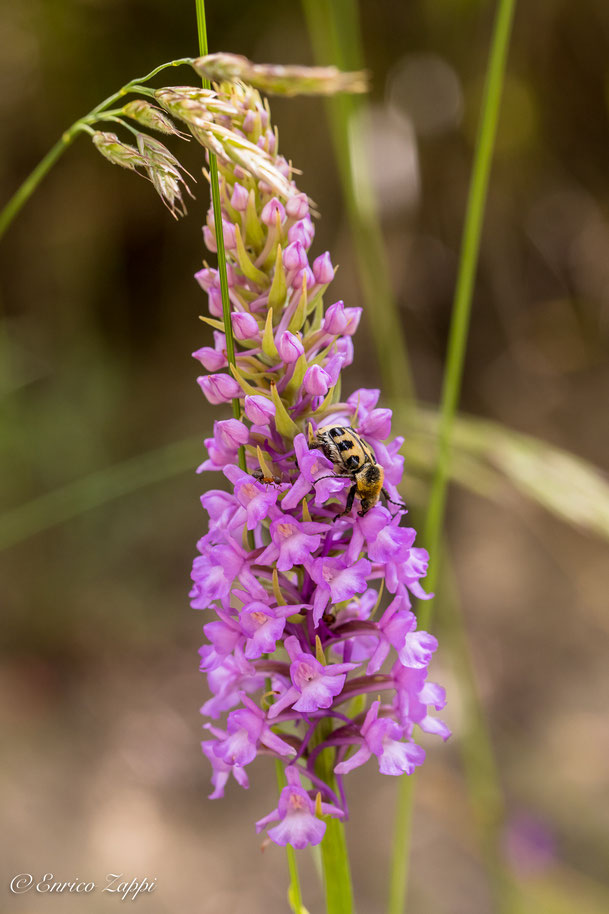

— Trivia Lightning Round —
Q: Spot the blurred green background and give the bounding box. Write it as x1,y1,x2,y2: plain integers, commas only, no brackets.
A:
1,1,609,912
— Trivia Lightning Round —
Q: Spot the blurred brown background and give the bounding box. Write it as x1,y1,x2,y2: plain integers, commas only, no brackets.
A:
1,1,608,912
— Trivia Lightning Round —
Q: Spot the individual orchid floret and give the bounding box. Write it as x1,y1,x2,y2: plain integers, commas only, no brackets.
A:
255,767,344,849
308,555,372,626
366,596,438,675
239,602,305,659
334,701,426,777
202,739,249,799
208,696,296,767
268,636,359,717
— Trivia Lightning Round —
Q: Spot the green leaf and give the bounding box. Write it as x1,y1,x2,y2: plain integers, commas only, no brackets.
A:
270,383,300,438
268,244,288,311
234,223,269,285
407,408,609,542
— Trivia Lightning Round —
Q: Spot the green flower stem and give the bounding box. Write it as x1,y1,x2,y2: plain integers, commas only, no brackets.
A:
0,57,193,241
302,0,414,404
436,558,516,914
314,720,354,914
420,0,516,627
274,761,308,914
388,3,516,913
194,0,245,472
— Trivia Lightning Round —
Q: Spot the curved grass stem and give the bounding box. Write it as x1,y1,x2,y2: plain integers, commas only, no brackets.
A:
0,57,193,241
388,2,517,912
419,0,517,625
302,0,414,404
194,0,245,472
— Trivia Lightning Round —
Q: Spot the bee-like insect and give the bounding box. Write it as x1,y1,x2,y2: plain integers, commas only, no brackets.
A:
309,424,406,518
252,468,282,486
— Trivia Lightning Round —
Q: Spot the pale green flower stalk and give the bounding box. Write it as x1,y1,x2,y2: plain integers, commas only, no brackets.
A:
388,2,517,913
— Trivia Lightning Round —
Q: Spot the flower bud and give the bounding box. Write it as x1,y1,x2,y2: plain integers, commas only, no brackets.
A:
303,365,331,396
232,311,259,341
322,300,347,334
244,395,275,425
208,286,223,317
293,266,315,290
277,331,304,363
288,218,314,248
312,252,335,284
360,408,392,440
197,373,242,404
335,336,354,366
325,354,345,387
343,307,363,335
286,193,309,220
225,263,237,287
231,182,249,212
276,156,291,178
203,225,217,252
264,129,277,155
222,219,237,249
283,241,308,272
192,346,227,371
242,110,256,134
194,267,218,292
215,418,249,450
261,197,286,227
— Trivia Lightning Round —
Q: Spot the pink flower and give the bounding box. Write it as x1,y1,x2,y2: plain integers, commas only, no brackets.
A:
267,637,358,718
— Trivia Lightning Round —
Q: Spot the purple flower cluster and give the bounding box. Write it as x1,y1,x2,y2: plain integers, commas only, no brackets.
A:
190,78,448,849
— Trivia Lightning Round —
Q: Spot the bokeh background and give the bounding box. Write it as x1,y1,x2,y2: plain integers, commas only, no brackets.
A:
1,1,609,912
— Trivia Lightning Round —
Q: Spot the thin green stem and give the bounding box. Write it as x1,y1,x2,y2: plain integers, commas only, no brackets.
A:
388,2,516,913
419,0,516,628
0,437,199,552
194,0,245,471
314,720,354,914
436,558,516,914
387,776,414,914
274,760,307,914
302,0,414,404
0,133,75,239
0,57,193,241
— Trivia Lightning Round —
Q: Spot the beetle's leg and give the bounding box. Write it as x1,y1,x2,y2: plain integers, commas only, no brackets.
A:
382,487,407,511
313,474,352,483
333,483,357,521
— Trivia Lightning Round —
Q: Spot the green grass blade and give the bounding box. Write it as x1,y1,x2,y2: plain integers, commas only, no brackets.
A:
302,0,414,403
421,0,517,624
0,437,199,551
389,2,517,912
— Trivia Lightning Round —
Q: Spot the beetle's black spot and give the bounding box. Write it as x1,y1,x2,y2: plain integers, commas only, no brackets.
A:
338,440,353,453
366,466,381,484
329,427,343,438
345,455,361,470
